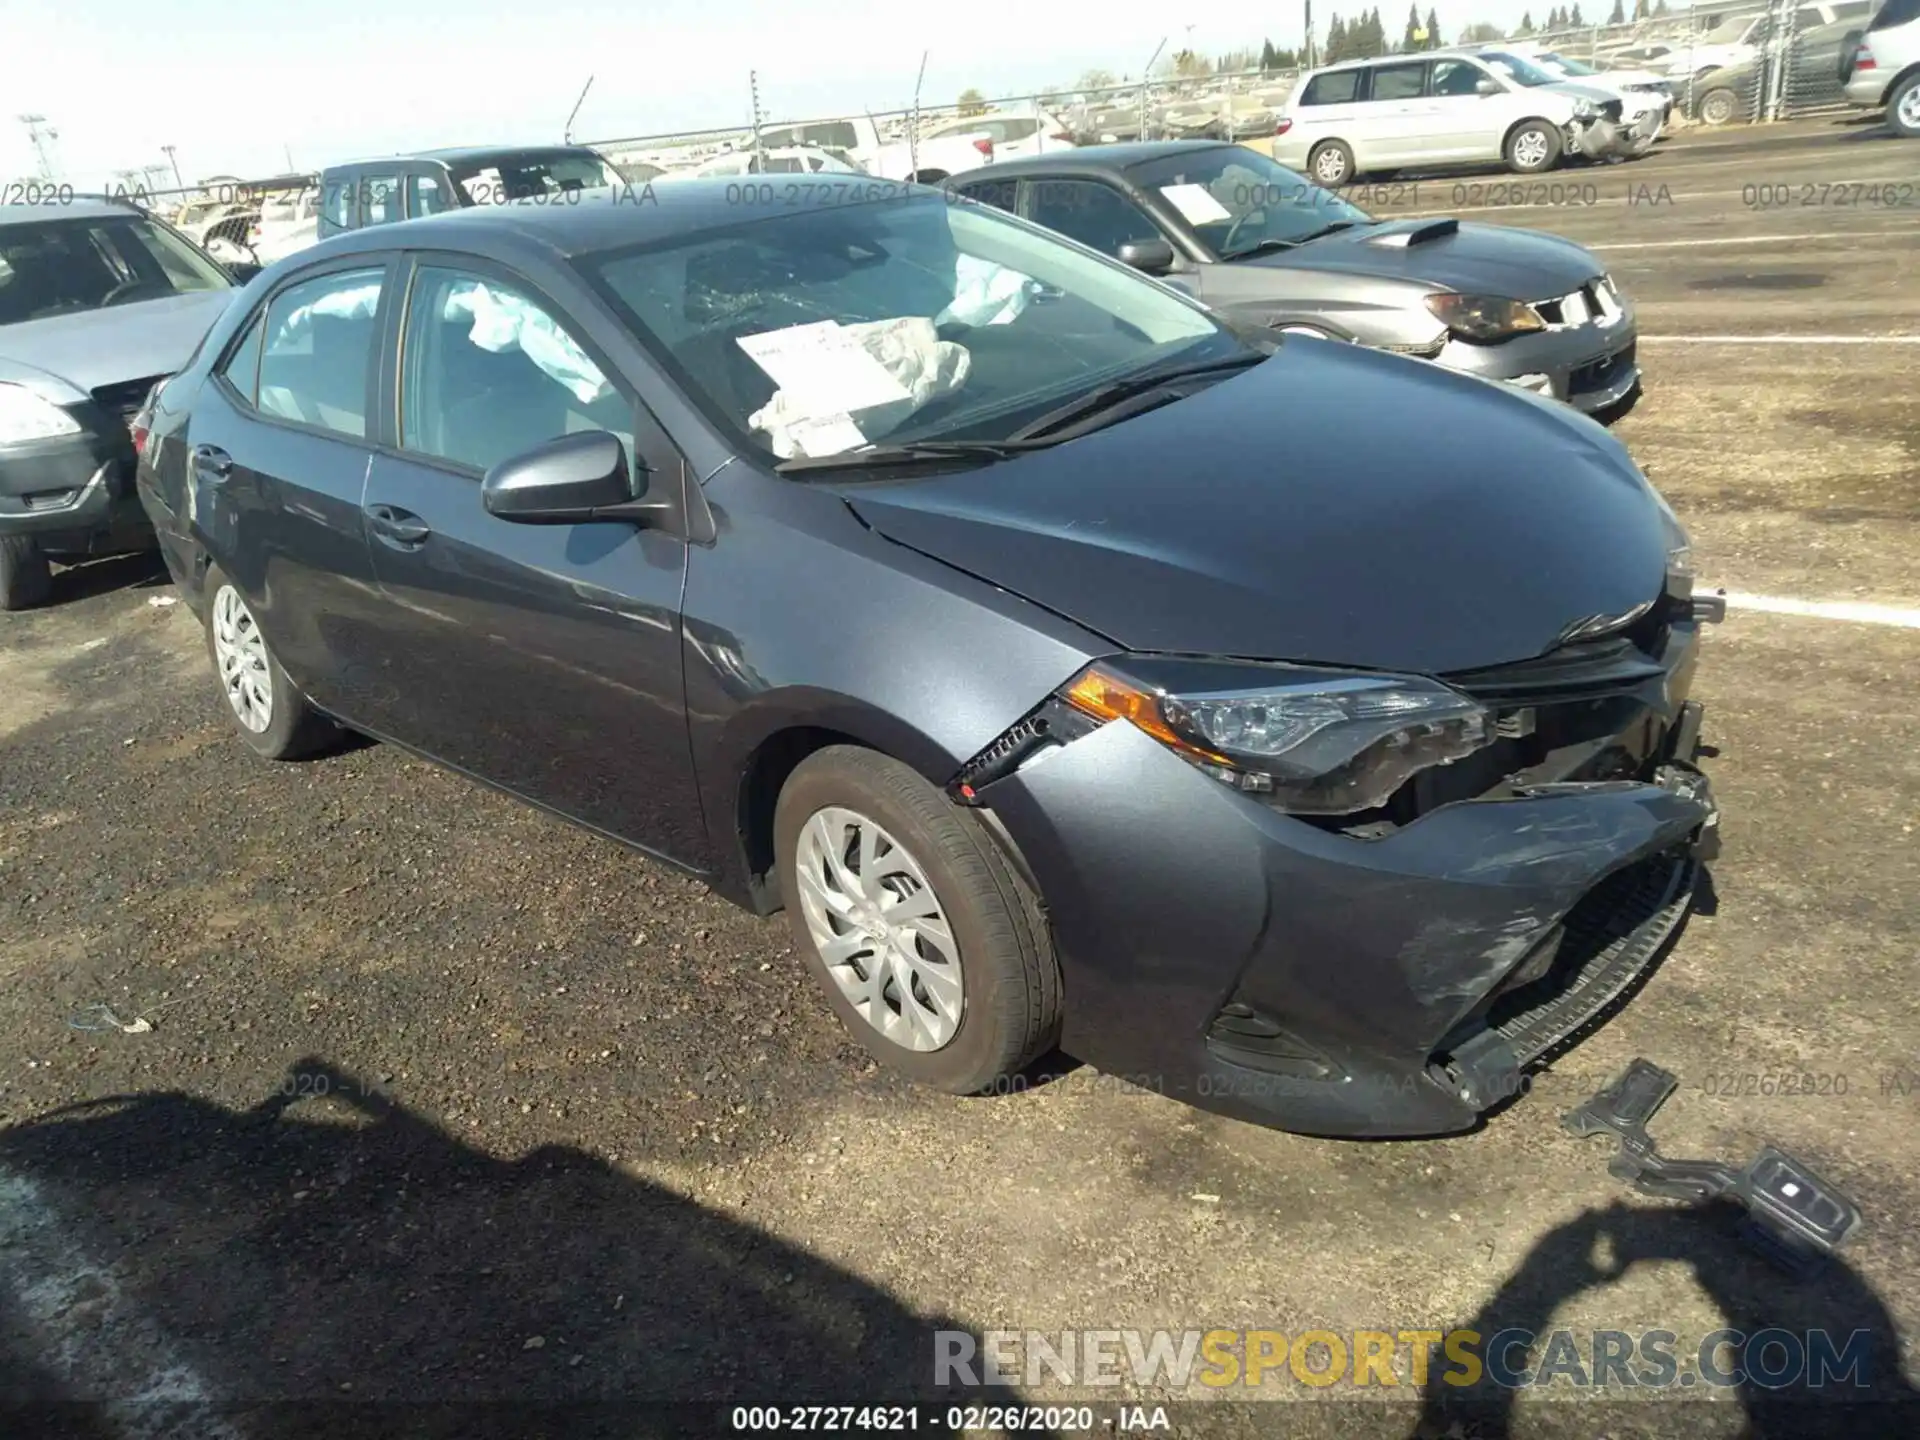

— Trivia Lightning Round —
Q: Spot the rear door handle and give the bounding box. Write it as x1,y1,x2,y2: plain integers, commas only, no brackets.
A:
366,503,432,548
191,444,233,479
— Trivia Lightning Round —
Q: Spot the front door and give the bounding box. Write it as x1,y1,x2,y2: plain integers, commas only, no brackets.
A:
354,258,708,866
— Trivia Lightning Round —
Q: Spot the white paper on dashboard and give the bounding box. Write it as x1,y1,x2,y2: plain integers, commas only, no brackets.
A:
1158,183,1232,225
737,321,913,415
785,413,869,456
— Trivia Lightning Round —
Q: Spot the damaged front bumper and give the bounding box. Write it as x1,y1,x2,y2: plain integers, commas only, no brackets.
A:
1566,115,1636,162
970,628,1719,1139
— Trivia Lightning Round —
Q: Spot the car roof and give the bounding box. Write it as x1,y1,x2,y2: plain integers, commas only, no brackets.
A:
949,140,1233,182
322,145,606,174
0,197,153,226
277,178,944,265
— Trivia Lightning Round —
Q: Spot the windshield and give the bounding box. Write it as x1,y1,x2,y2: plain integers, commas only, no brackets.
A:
452,152,617,202
1126,146,1372,260
581,191,1238,462
1540,52,1599,76
1479,52,1563,87
0,215,230,326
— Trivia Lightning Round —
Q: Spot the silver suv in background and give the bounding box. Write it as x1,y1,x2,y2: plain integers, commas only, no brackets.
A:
1846,0,1920,134
1273,52,1637,186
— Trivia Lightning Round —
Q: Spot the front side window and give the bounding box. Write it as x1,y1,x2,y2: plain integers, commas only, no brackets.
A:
255,267,385,438
0,216,230,326
400,266,630,474
582,191,1231,461
1432,59,1491,96
1478,52,1560,87
1128,147,1372,260
1027,181,1163,257
219,314,266,404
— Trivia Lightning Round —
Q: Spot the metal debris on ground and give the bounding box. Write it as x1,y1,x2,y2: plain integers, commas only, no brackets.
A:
67,1005,155,1034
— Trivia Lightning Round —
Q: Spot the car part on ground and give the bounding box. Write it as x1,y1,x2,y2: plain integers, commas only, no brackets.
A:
0,197,238,608
1566,1060,1864,1274
137,179,1719,1138
947,142,1642,418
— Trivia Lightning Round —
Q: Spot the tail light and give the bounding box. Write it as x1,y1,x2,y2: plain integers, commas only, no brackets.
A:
1274,117,1293,136
1854,45,1875,71
972,137,994,157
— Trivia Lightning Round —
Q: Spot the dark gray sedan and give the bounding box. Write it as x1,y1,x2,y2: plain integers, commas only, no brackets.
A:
949,141,1641,417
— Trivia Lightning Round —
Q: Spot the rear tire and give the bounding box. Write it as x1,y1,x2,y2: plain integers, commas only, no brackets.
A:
1307,140,1355,187
1697,88,1741,127
0,534,53,611
1505,120,1562,174
1891,74,1920,139
774,746,1060,1095
201,566,337,760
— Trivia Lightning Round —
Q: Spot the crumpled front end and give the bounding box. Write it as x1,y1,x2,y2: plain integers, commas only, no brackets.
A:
965,611,1720,1139
1567,112,1634,162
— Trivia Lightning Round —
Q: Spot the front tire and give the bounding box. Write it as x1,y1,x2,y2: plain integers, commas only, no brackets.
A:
1697,88,1741,127
1505,120,1562,174
202,567,337,759
0,534,53,611
774,746,1060,1094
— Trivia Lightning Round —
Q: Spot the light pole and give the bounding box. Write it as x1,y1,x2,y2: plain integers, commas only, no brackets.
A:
161,144,183,189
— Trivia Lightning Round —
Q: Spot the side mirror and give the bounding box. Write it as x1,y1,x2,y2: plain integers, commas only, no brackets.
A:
481,431,670,526
1476,77,1503,97
1117,238,1177,275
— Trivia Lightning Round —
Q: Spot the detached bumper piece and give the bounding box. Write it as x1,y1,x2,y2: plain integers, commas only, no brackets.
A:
1565,1059,1863,1274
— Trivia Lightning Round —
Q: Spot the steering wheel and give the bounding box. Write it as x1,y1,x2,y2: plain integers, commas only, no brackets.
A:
1220,208,1267,258
100,277,163,307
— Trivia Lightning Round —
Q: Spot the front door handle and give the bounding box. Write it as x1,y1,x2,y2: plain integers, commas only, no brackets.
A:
366,503,432,548
192,444,233,479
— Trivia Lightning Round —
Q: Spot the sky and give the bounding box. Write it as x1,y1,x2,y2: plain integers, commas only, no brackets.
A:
4,0,1610,187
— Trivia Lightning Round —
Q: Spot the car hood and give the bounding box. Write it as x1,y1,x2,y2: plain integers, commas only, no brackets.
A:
839,340,1672,676
0,289,233,398
1241,218,1603,301
1540,80,1631,107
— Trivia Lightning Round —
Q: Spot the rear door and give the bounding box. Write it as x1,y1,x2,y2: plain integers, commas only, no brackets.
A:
177,259,394,718
353,254,706,862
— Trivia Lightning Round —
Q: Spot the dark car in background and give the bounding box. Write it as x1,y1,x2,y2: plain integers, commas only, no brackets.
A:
951,142,1641,416
136,182,1720,1138
0,197,240,608
315,145,623,241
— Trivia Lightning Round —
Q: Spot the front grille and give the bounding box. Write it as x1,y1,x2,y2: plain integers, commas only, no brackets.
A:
1569,340,1637,396
1485,848,1697,1064
89,376,164,420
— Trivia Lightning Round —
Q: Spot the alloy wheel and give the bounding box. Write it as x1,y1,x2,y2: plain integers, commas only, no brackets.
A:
1898,85,1920,131
793,806,963,1052
211,584,274,733
1513,130,1550,168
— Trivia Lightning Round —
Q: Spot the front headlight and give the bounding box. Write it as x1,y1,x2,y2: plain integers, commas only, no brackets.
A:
1570,98,1600,120
0,382,82,445
1424,292,1545,344
1061,660,1494,816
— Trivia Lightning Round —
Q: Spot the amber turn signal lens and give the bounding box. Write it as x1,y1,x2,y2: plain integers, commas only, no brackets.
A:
1062,665,1230,764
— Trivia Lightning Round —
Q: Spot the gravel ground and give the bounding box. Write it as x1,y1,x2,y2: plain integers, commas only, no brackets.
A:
1,118,1916,1439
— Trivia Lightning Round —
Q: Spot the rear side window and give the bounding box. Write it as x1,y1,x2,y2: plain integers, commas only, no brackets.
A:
1869,0,1919,28
954,177,1018,213
1370,63,1427,101
255,267,385,438
1299,70,1362,106
1027,181,1162,258
357,176,401,226
321,179,354,230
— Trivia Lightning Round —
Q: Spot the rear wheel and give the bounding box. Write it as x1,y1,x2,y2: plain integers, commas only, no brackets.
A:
1697,88,1741,127
1505,120,1562,174
202,567,337,759
774,746,1060,1094
0,534,52,611
1891,74,1920,138
1307,140,1355,187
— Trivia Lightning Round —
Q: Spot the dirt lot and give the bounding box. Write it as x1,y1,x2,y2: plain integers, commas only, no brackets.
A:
1,118,1916,1438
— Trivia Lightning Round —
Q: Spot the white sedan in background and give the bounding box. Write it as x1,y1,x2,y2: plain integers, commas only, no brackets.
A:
662,145,868,179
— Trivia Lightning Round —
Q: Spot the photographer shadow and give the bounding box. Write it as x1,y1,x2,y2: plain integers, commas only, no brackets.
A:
0,1059,973,1438
1414,1199,1918,1439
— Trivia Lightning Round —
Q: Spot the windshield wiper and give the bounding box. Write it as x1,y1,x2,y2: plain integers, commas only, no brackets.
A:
1222,220,1369,261
775,439,1050,475
1005,351,1269,444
